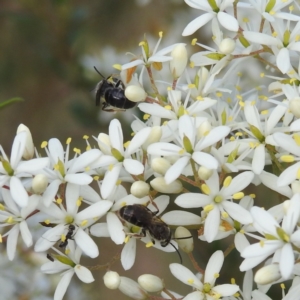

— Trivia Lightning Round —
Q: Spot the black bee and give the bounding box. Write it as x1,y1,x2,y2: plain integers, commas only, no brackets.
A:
118,204,192,263
94,67,137,112
59,224,76,248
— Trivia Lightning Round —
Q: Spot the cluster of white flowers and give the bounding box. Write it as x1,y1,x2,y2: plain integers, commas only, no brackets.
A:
2,0,300,299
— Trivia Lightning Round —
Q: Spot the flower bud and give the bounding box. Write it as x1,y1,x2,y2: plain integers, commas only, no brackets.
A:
254,264,281,285
130,181,150,198
118,277,148,299
150,177,183,194
170,44,188,79
174,226,193,253
198,166,213,180
289,97,300,118
97,133,111,154
142,126,162,150
151,158,171,175
32,174,48,194
197,67,209,83
197,120,211,138
103,271,121,290
219,38,235,54
138,274,164,292
17,124,34,160
125,85,147,102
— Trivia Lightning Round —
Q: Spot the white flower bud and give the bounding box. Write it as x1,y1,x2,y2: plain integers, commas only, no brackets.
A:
292,181,300,195
197,67,209,83
289,97,300,118
151,158,171,175
17,124,34,160
142,126,162,150
254,264,281,285
170,44,188,79
175,226,193,253
197,120,211,138
103,271,121,290
198,166,213,180
125,85,147,102
150,177,183,193
219,38,235,54
130,181,150,198
118,277,148,299
268,81,282,93
138,274,164,292
97,133,111,154
32,174,48,194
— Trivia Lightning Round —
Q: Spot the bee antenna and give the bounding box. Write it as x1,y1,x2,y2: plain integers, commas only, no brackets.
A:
93,66,105,78
169,241,183,264
175,235,193,240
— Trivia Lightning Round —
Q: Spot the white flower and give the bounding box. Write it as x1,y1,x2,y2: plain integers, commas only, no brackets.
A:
41,138,101,206
93,119,151,199
174,170,254,242
240,194,300,280
41,243,94,300
182,0,239,36
147,115,230,184
34,183,112,258
0,188,38,260
0,131,49,207
170,250,239,298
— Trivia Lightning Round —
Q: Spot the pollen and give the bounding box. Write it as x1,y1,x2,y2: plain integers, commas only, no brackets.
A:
81,220,88,227
235,132,243,136
76,197,82,207
56,198,62,204
93,176,99,181
230,136,235,141
65,249,70,255
296,168,300,180
121,202,127,207
108,164,114,171
216,92,222,98
85,166,90,171
189,61,195,68
250,194,256,198
239,101,245,107
143,114,150,120
289,5,294,12
259,240,265,247
66,137,72,144
272,31,278,37
188,83,196,89
214,273,220,278
221,211,229,218
261,110,268,115
281,283,285,289
139,41,145,47
0,203,5,210
44,219,51,225
178,149,185,155
233,192,244,200
196,96,204,101
116,179,122,186
293,133,300,145
280,155,294,163
124,235,130,243
74,148,81,154
235,86,241,92
164,105,172,110
191,38,197,45
204,204,214,213
41,141,48,148
83,135,89,139
113,64,122,71
243,17,249,23
0,234,2,243
124,141,130,148
223,176,232,187
269,10,275,15
61,234,66,242
201,184,210,195
6,216,14,224
214,195,223,203
146,241,154,248
159,31,163,38
187,278,194,284
86,145,91,151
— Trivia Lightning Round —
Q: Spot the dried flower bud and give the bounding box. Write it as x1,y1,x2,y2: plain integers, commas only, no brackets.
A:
131,181,150,198
151,158,171,175
170,44,188,79
219,38,235,54
118,277,148,299
254,264,281,285
198,166,213,180
125,85,147,102
17,124,34,160
32,174,48,194
174,226,193,253
103,271,121,290
150,177,183,193
138,274,164,292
